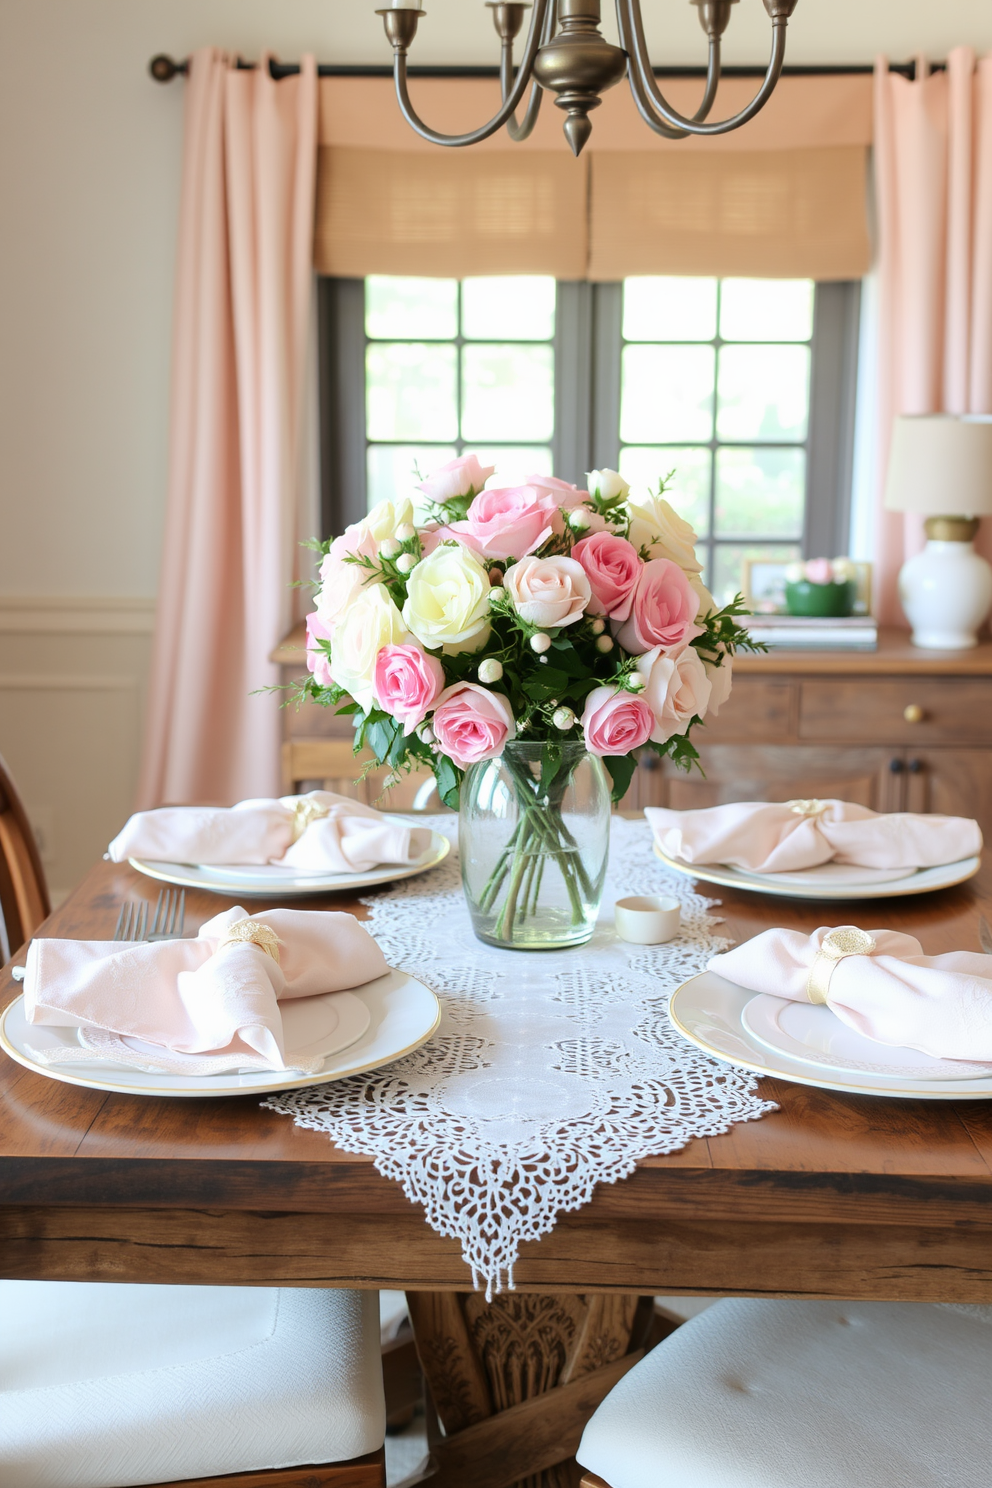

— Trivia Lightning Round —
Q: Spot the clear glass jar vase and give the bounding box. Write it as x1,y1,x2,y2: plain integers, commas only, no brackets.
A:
459,741,611,951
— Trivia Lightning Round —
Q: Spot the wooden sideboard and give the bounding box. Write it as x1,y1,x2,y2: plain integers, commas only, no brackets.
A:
273,627,992,835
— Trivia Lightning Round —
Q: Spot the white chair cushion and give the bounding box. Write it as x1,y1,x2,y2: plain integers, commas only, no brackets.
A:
0,1281,385,1488
577,1299,992,1488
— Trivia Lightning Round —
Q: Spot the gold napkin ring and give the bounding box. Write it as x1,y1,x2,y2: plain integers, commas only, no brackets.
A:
786,798,829,819
805,926,876,1005
220,918,282,963
290,796,331,843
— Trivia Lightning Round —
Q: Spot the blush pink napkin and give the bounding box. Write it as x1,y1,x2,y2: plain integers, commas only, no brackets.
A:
646,800,982,873
107,792,434,874
24,906,389,1071
710,927,992,1062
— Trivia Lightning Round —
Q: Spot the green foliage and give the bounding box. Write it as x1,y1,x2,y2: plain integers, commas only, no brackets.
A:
604,753,638,804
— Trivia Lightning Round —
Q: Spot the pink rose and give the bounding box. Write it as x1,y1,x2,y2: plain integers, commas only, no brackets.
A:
581,685,654,756
615,559,702,654
504,555,591,629
373,643,445,735
431,682,516,768
638,644,713,742
803,557,834,585
417,454,495,503
315,525,379,631
524,473,590,510
571,533,641,620
305,612,335,688
448,484,559,561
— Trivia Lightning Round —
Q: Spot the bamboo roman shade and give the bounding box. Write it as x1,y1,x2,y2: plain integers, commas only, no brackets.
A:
313,75,874,281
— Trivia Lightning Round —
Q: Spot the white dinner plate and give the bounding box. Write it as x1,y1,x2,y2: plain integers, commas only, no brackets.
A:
654,844,981,900
130,828,450,897
0,968,441,1098
669,969,992,1100
740,993,992,1082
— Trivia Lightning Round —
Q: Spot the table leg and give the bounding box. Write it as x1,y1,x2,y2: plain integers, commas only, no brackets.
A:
405,1291,653,1488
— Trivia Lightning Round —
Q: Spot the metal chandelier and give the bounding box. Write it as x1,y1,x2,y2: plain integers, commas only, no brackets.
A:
375,0,800,156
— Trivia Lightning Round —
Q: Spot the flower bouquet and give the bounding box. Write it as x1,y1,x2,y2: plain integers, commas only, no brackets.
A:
301,457,756,949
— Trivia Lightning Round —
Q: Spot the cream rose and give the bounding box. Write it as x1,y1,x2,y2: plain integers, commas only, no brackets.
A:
587,468,630,504
402,543,492,654
504,555,591,629
330,584,412,712
626,495,703,573
639,643,713,742
686,570,716,618
703,649,733,716
364,496,415,544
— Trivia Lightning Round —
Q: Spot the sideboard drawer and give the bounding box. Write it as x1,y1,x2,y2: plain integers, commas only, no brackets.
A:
799,678,992,745
697,678,795,742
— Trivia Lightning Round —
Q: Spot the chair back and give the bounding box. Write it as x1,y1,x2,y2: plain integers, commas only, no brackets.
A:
281,739,445,812
0,752,51,957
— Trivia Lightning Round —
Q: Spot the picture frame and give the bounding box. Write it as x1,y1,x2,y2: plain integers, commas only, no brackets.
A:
741,558,873,616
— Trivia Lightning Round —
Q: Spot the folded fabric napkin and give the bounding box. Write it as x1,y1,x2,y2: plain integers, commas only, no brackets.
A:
710,925,992,1062
107,791,434,875
23,905,389,1074
646,799,982,874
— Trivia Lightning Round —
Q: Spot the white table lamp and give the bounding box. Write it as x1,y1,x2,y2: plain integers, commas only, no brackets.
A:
884,414,992,649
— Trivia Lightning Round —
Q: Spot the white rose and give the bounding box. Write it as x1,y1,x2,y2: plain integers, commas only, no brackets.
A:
402,543,492,654
626,495,703,572
504,555,591,630
330,584,412,712
687,571,716,617
703,650,733,716
365,497,415,544
587,468,630,503
638,643,713,742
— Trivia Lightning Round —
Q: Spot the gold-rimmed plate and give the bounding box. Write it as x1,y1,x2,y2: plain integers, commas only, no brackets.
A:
0,968,440,1099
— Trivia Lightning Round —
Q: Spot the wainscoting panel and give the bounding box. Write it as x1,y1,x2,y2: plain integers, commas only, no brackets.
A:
0,598,154,899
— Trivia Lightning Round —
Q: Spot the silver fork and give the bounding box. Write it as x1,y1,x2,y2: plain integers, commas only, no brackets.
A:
11,890,187,984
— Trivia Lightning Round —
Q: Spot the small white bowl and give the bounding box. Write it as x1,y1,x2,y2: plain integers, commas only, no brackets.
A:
614,895,681,945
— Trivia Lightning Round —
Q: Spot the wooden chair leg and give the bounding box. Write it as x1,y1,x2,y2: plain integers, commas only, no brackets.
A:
136,1446,386,1488
579,1475,614,1488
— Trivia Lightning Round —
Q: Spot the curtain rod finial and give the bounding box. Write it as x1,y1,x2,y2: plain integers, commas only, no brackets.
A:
149,54,187,83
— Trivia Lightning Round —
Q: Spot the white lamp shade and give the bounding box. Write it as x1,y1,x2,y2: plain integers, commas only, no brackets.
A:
884,414,992,516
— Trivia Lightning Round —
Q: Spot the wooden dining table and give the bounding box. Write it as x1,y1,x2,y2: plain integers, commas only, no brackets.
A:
3,848,992,1488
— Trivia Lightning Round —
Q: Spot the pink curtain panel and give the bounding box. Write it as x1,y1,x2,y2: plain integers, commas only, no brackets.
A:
874,49,992,626
138,49,317,807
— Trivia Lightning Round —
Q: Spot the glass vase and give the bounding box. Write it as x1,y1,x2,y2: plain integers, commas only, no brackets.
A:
459,741,611,951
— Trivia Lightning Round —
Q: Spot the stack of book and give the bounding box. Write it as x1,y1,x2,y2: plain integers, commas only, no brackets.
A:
744,614,878,650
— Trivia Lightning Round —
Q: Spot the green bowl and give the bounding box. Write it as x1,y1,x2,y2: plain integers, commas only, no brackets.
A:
785,579,856,618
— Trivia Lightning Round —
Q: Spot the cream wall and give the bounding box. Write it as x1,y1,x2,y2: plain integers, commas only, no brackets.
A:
1,0,991,894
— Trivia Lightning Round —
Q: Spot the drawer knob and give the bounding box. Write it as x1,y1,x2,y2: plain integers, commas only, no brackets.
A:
903,704,925,724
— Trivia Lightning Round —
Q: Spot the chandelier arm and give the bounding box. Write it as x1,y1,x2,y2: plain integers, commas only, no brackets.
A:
615,0,688,139
694,37,722,121
391,0,552,147
622,0,788,135
502,0,556,143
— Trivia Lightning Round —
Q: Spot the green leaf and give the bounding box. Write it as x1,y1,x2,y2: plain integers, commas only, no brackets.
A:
604,753,638,804
366,718,396,763
539,741,562,796
435,754,462,809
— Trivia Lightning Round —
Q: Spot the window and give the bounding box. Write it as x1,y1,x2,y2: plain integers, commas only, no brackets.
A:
319,274,859,602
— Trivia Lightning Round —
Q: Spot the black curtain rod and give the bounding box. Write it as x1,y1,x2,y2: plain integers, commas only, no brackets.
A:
149,53,941,84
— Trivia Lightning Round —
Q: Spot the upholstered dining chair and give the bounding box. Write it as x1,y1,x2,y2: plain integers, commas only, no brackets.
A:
576,1298,992,1488
0,1281,387,1488
0,750,50,957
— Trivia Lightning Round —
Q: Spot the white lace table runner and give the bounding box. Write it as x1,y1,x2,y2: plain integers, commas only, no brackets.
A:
264,815,775,1296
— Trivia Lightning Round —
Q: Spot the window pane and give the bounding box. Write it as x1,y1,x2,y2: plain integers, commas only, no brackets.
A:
366,343,458,441
712,543,802,609
623,277,718,342
466,446,554,486
619,446,711,538
715,447,806,537
621,345,715,444
462,277,556,341
719,279,814,342
462,344,554,442
716,345,810,443
367,444,456,513
365,276,458,340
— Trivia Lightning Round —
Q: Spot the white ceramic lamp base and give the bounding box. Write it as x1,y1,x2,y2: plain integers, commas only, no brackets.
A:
898,538,992,650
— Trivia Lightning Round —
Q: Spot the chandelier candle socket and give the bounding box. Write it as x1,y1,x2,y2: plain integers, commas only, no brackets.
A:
301,457,757,948
375,0,800,155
